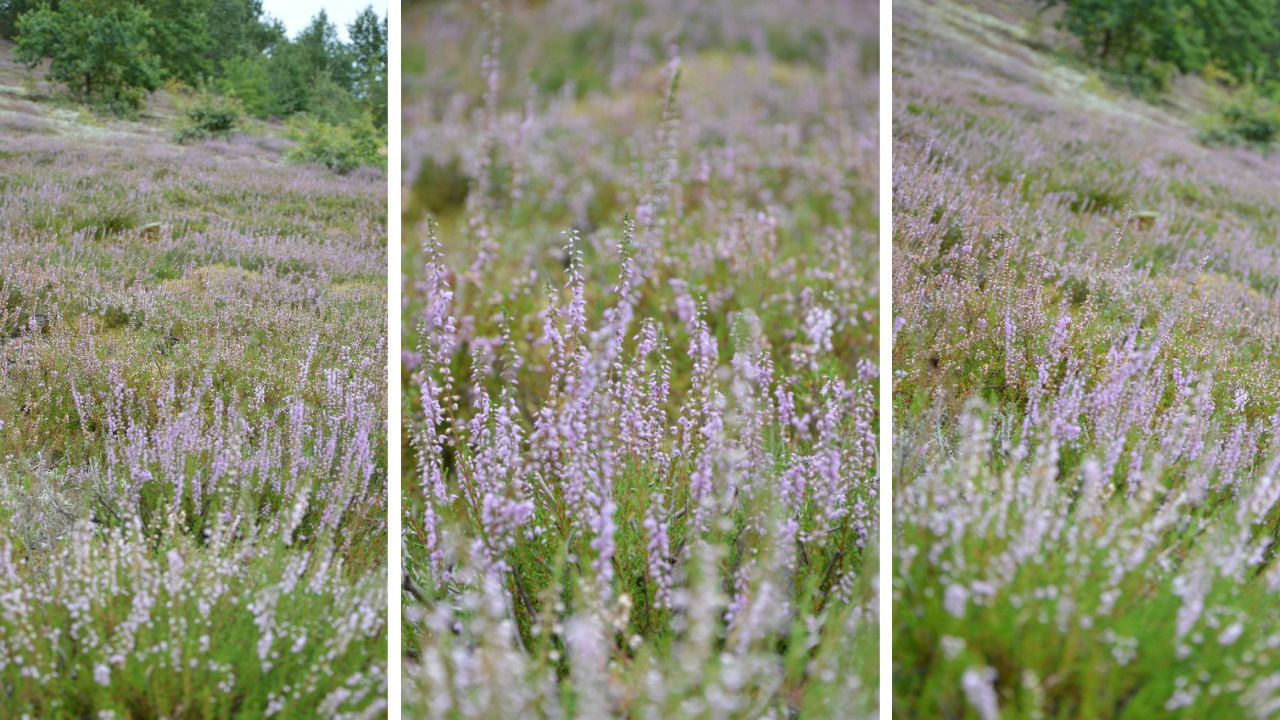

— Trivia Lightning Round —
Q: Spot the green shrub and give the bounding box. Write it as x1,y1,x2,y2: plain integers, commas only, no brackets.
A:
405,155,470,221
285,115,385,174
766,24,828,67
171,92,243,144
1104,57,1178,99
1196,86,1280,149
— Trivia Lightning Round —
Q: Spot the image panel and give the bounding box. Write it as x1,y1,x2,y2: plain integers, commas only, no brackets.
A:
401,0,880,716
0,2,389,716
893,0,1280,717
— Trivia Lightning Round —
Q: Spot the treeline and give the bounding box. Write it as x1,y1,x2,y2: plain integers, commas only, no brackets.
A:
1040,0,1280,148
2,0,386,127
1041,0,1276,95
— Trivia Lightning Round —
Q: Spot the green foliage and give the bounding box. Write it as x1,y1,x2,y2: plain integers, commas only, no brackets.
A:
217,51,272,117
256,10,377,126
766,24,828,67
14,1,162,115
406,155,471,221
285,115,384,175
1043,0,1277,94
252,8,385,126
528,21,615,97
139,0,214,83
171,91,243,143
347,5,387,129
293,9,353,92
0,0,47,39
203,0,279,72
304,69,359,127
9,1,385,126
1196,85,1280,148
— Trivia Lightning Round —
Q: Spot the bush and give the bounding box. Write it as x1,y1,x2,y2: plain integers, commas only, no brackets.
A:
171,92,243,144
1105,57,1178,99
405,155,470,221
1196,86,1280,149
285,114,384,174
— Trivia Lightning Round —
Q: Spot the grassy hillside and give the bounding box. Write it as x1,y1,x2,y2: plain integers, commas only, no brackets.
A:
401,0,880,716
894,0,1280,717
0,43,387,719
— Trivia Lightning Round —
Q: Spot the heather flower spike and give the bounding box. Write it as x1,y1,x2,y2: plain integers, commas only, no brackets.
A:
402,0,879,716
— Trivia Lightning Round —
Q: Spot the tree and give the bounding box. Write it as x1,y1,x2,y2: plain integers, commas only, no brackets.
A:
0,0,52,39
348,6,387,128
139,0,214,83
262,38,313,117
1042,0,1276,91
305,68,358,126
1193,0,1277,83
295,10,353,89
258,10,365,123
218,51,272,117
204,0,275,70
14,1,162,114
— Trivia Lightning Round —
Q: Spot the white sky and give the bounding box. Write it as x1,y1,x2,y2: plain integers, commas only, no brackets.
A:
259,0,388,43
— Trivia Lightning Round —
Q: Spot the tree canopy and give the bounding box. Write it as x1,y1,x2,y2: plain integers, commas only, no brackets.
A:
1042,0,1277,93
14,1,163,113
9,0,387,126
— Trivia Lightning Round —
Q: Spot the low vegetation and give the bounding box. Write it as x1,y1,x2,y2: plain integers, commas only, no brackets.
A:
0,43,388,717
401,0,880,716
895,1,1280,717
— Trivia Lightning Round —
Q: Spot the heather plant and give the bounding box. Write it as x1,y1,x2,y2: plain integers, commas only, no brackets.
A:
0,72,387,716
402,0,879,716
895,1,1280,716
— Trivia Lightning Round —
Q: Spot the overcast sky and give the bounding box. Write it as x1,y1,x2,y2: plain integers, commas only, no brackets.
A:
259,0,387,43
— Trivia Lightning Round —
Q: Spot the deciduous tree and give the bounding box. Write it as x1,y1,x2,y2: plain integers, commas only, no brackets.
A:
1042,0,1276,91
15,1,162,113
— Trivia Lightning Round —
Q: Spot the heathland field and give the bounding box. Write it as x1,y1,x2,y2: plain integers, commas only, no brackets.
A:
894,0,1280,717
0,43,387,718
401,0,880,717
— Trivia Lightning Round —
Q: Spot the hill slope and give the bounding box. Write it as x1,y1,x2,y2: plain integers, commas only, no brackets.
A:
0,42,388,719
894,1,1280,718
